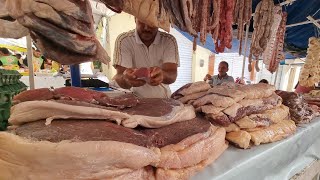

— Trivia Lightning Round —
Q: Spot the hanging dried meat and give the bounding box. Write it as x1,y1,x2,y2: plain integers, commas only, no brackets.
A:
262,6,283,71
248,0,274,72
299,37,320,87
0,0,110,65
215,0,235,53
267,12,287,73
233,0,252,55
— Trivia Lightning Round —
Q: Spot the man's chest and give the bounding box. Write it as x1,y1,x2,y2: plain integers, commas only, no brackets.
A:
132,45,164,68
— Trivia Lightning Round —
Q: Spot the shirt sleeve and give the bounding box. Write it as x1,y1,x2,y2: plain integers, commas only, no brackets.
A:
162,36,180,66
228,76,235,82
113,35,133,68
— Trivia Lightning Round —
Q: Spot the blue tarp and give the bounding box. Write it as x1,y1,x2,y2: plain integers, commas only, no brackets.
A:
177,0,320,59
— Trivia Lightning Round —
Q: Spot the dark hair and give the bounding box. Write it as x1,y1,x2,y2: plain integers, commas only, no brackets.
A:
15,54,22,59
220,61,229,68
259,79,269,84
0,48,10,55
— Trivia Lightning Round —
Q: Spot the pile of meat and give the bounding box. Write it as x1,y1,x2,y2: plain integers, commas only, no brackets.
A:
226,105,295,149
304,90,320,108
0,0,110,65
172,82,297,149
277,90,319,124
0,87,228,179
298,37,320,87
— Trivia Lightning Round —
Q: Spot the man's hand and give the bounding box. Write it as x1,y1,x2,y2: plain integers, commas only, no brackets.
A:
204,74,212,81
123,68,146,87
149,67,164,86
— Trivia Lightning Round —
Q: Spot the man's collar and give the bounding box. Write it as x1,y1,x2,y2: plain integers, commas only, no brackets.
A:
135,29,160,45
218,74,228,79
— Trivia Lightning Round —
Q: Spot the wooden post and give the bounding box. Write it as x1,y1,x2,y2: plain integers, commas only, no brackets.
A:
241,24,250,79
26,35,35,89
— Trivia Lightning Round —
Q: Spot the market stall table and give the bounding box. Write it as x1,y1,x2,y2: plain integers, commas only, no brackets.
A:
193,118,320,180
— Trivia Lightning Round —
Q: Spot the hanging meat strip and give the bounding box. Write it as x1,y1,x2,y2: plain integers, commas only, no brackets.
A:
215,0,235,53
248,0,274,71
268,12,287,73
233,0,252,55
200,0,209,44
262,6,282,71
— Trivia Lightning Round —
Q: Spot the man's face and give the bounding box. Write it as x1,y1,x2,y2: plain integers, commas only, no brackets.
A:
33,50,41,58
136,19,158,42
218,62,228,76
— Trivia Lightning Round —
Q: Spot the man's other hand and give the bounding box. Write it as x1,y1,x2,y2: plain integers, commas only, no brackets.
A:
149,67,164,86
123,68,146,87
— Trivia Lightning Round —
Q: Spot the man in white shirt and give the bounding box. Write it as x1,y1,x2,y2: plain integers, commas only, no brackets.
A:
204,61,234,85
113,19,179,98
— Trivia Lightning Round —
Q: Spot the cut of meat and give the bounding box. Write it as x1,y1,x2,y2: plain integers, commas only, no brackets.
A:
94,93,139,109
133,68,151,79
178,81,211,96
141,116,211,148
122,0,171,32
276,90,318,123
177,91,207,104
53,87,106,103
155,135,228,180
152,126,227,169
249,120,296,145
206,112,231,126
9,99,196,128
262,104,289,123
3,0,111,65
193,94,236,108
226,130,251,149
13,88,54,103
207,85,247,102
14,120,150,147
171,83,192,99
121,99,196,128
223,103,243,118
235,116,257,129
14,87,139,109
0,19,29,38
113,166,155,180
224,123,240,132
14,116,211,149
238,98,263,107
0,132,160,180
237,83,276,99
200,105,225,115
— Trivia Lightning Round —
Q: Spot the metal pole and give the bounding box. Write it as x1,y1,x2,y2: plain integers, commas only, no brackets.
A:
26,35,35,89
70,64,81,87
274,68,279,87
241,24,250,79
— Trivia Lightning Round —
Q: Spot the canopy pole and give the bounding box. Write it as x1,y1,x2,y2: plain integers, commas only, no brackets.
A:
306,16,320,29
274,68,279,87
70,64,81,87
241,24,250,79
286,18,320,28
26,35,35,90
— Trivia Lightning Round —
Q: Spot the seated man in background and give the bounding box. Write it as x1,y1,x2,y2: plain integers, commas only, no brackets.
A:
204,61,234,85
0,48,19,66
